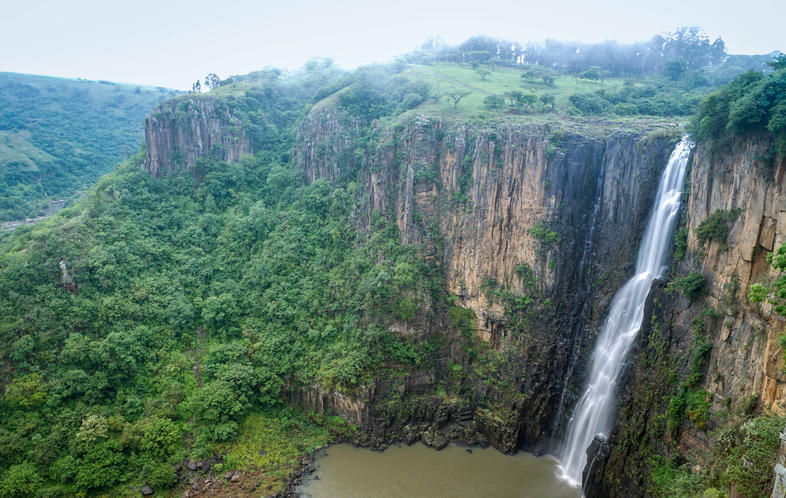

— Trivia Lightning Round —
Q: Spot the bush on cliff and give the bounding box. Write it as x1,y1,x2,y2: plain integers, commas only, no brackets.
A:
694,208,742,248
668,273,707,302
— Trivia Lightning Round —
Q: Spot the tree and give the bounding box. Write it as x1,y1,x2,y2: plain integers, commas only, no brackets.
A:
204,73,221,90
520,66,555,87
0,461,43,497
483,94,505,110
580,66,604,83
201,293,240,335
74,440,125,491
504,90,537,112
476,69,491,81
4,373,47,409
767,53,786,70
540,94,556,111
446,91,471,109
191,80,202,93
663,58,687,80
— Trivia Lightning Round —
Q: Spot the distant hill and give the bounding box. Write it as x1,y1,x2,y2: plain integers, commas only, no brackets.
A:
0,72,179,221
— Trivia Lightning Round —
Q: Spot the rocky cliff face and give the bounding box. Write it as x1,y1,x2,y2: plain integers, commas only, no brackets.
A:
143,97,252,177
585,135,786,496
296,107,680,452
688,137,786,410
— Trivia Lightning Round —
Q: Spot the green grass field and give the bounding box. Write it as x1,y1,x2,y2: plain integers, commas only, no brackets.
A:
404,63,624,114
384,63,684,135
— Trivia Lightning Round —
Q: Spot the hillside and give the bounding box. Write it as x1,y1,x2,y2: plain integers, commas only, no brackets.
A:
0,72,179,221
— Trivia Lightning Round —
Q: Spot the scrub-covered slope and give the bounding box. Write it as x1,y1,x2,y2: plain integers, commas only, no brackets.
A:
0,72,178,221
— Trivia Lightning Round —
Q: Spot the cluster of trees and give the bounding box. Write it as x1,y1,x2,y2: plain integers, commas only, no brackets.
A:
520,65,556,86
692,55,786,153
483,91,554,113
567,80,702,116
0,73,178,221
191,73,222,93
409,29,776,87
334,64,434,120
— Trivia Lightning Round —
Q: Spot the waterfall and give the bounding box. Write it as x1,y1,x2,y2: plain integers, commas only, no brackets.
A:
559,137,692,486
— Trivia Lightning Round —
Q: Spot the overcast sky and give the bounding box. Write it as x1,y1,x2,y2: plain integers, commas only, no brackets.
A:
1,0,783,90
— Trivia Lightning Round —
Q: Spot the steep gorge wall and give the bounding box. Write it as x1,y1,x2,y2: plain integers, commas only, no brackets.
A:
688,137,786,410
143,97,252,177
586,136,786,496
296,107,679,451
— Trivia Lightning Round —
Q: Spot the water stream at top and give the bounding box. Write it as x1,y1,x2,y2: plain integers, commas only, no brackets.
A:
559,137,692,486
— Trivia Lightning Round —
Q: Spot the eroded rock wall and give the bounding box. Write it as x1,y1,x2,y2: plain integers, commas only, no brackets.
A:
143,97,252,177
687,137,786,410
296,107,679,451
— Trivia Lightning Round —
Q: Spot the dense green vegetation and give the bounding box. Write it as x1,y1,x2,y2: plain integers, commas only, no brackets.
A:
0,63,447,495
654,233,786,497
652,412,785,497
0,72,178,221
0,150,443,495
692,55,786,154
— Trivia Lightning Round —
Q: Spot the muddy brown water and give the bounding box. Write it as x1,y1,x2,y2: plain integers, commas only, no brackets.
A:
296,443,581,497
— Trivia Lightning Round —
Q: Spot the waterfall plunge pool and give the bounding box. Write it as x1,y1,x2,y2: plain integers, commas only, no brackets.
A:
296,442,580,497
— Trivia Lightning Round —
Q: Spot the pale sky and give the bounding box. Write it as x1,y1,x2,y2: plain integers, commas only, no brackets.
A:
1,0,783,90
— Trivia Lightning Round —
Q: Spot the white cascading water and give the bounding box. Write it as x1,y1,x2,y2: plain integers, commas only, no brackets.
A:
559,136,693,486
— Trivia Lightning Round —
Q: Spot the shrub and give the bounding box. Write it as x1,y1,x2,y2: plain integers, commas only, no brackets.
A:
0,462,43,497
528,224,560,245
673,226,689,264
613,102,639,115
483,94,505,111
713,414,784,496
685,389,711,428
568,93,611,114
748,283,767,303
695,209,741,247
669,273,707,302
401,93,425,110
147,463,177,491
